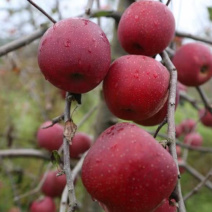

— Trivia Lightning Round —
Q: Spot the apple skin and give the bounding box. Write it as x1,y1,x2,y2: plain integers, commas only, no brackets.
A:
37,121,63,151
38,18,111,94
69,132,92,159
180,119,196,134
135,88,179,126
30,196,56,212
172,43,212,86
118,1,175,56
199,108,212,127
41,171,66,197
153,199,176,212
82,123,178,212
184,132,203,147
103,55,170,121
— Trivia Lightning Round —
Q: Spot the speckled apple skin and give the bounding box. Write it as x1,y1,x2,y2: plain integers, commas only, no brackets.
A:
38,18,111,93
41,171,66,197
184,132,203,147
118,1,175,56
82,123,178,212
37,121,63,151
172,43,212,86
69,132,92,159
30,196,56,212
153,199,176,212
103,55,170,121
199,108,212,127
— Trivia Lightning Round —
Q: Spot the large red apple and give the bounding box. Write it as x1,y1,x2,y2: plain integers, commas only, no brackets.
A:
118,1,175,56
172,43,212,86
103,55,170,121
37,121,63,151
184,132,203,147
69,132,92,159
30,196,56,212
199,108,212,127
38,18,111,93
82,123,178,212
41,170,66,197
154,199,176,212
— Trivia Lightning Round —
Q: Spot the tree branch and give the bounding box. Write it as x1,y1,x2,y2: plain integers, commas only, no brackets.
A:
160,50,186,212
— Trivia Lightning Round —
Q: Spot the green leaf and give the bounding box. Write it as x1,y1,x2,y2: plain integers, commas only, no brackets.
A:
51,150,62,168
207,7,212,21
92,10,114,18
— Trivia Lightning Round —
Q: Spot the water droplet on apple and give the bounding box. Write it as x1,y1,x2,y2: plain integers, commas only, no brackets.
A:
78,59,82,66
83,19,89,25
96,158,102,163
153,73,158,78
88,47,92,53
153,21,158,27
135,15,139,21
64,39,71,47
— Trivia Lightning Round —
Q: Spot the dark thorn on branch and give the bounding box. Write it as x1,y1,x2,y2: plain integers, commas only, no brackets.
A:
27,0,57,24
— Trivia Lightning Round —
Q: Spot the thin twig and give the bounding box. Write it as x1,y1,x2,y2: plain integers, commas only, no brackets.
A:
196,86,212,114
166,0,171,6
183,168,212,201
176,31,212,45
160,51,186,212
84,0,95,18
181,163,212,190
154,117,167,138
42,114,64,129
60,152,87,212
0,149,50,160
0,27,47,57
179,92,199,110
27,0,57,23
63,92,77,212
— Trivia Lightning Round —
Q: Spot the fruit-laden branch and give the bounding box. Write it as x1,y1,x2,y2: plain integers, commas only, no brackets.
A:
176,31,212,45
196,86,212,114
60,152,87,212
0,27,47,57
63,93,78,212
183,168,212,201
0,149,50,160
160,51,186,212
180,163,212,190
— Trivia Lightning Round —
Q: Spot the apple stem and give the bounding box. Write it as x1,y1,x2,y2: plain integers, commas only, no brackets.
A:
166,0,172,6
161,51,187,212
27,0,57,24
154,117,167,138
84,0,95,19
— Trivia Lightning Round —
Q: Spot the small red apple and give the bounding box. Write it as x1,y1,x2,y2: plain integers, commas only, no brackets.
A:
176,125,183,138
69,132,92,159
172,43,212,86
30,196,56,212
154,199,176,212
37,121,63,151
38,18,111,94
180,119,196,134
184,132,203,147
82,123,178,212
118,1,175,56
41,170,66,197
103,55,170,121
178,158,186,174
176,145,182,157
199,108,212,127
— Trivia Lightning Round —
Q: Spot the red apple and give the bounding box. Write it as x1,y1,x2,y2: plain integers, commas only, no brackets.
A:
154,199,176,212
37,121,63,151
178,158,186,174
135,88,179,126
180,119,196,134
41,170,66,197
118,1,175,56
177,82,187,92
199,108,212,127
184,132,203,147
30,196,56,212
103,55,170,121
69,132,92,159
176,125,183,138
176,145,182,157
38,18,111,94
172,43,212,86
82,123,178,212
